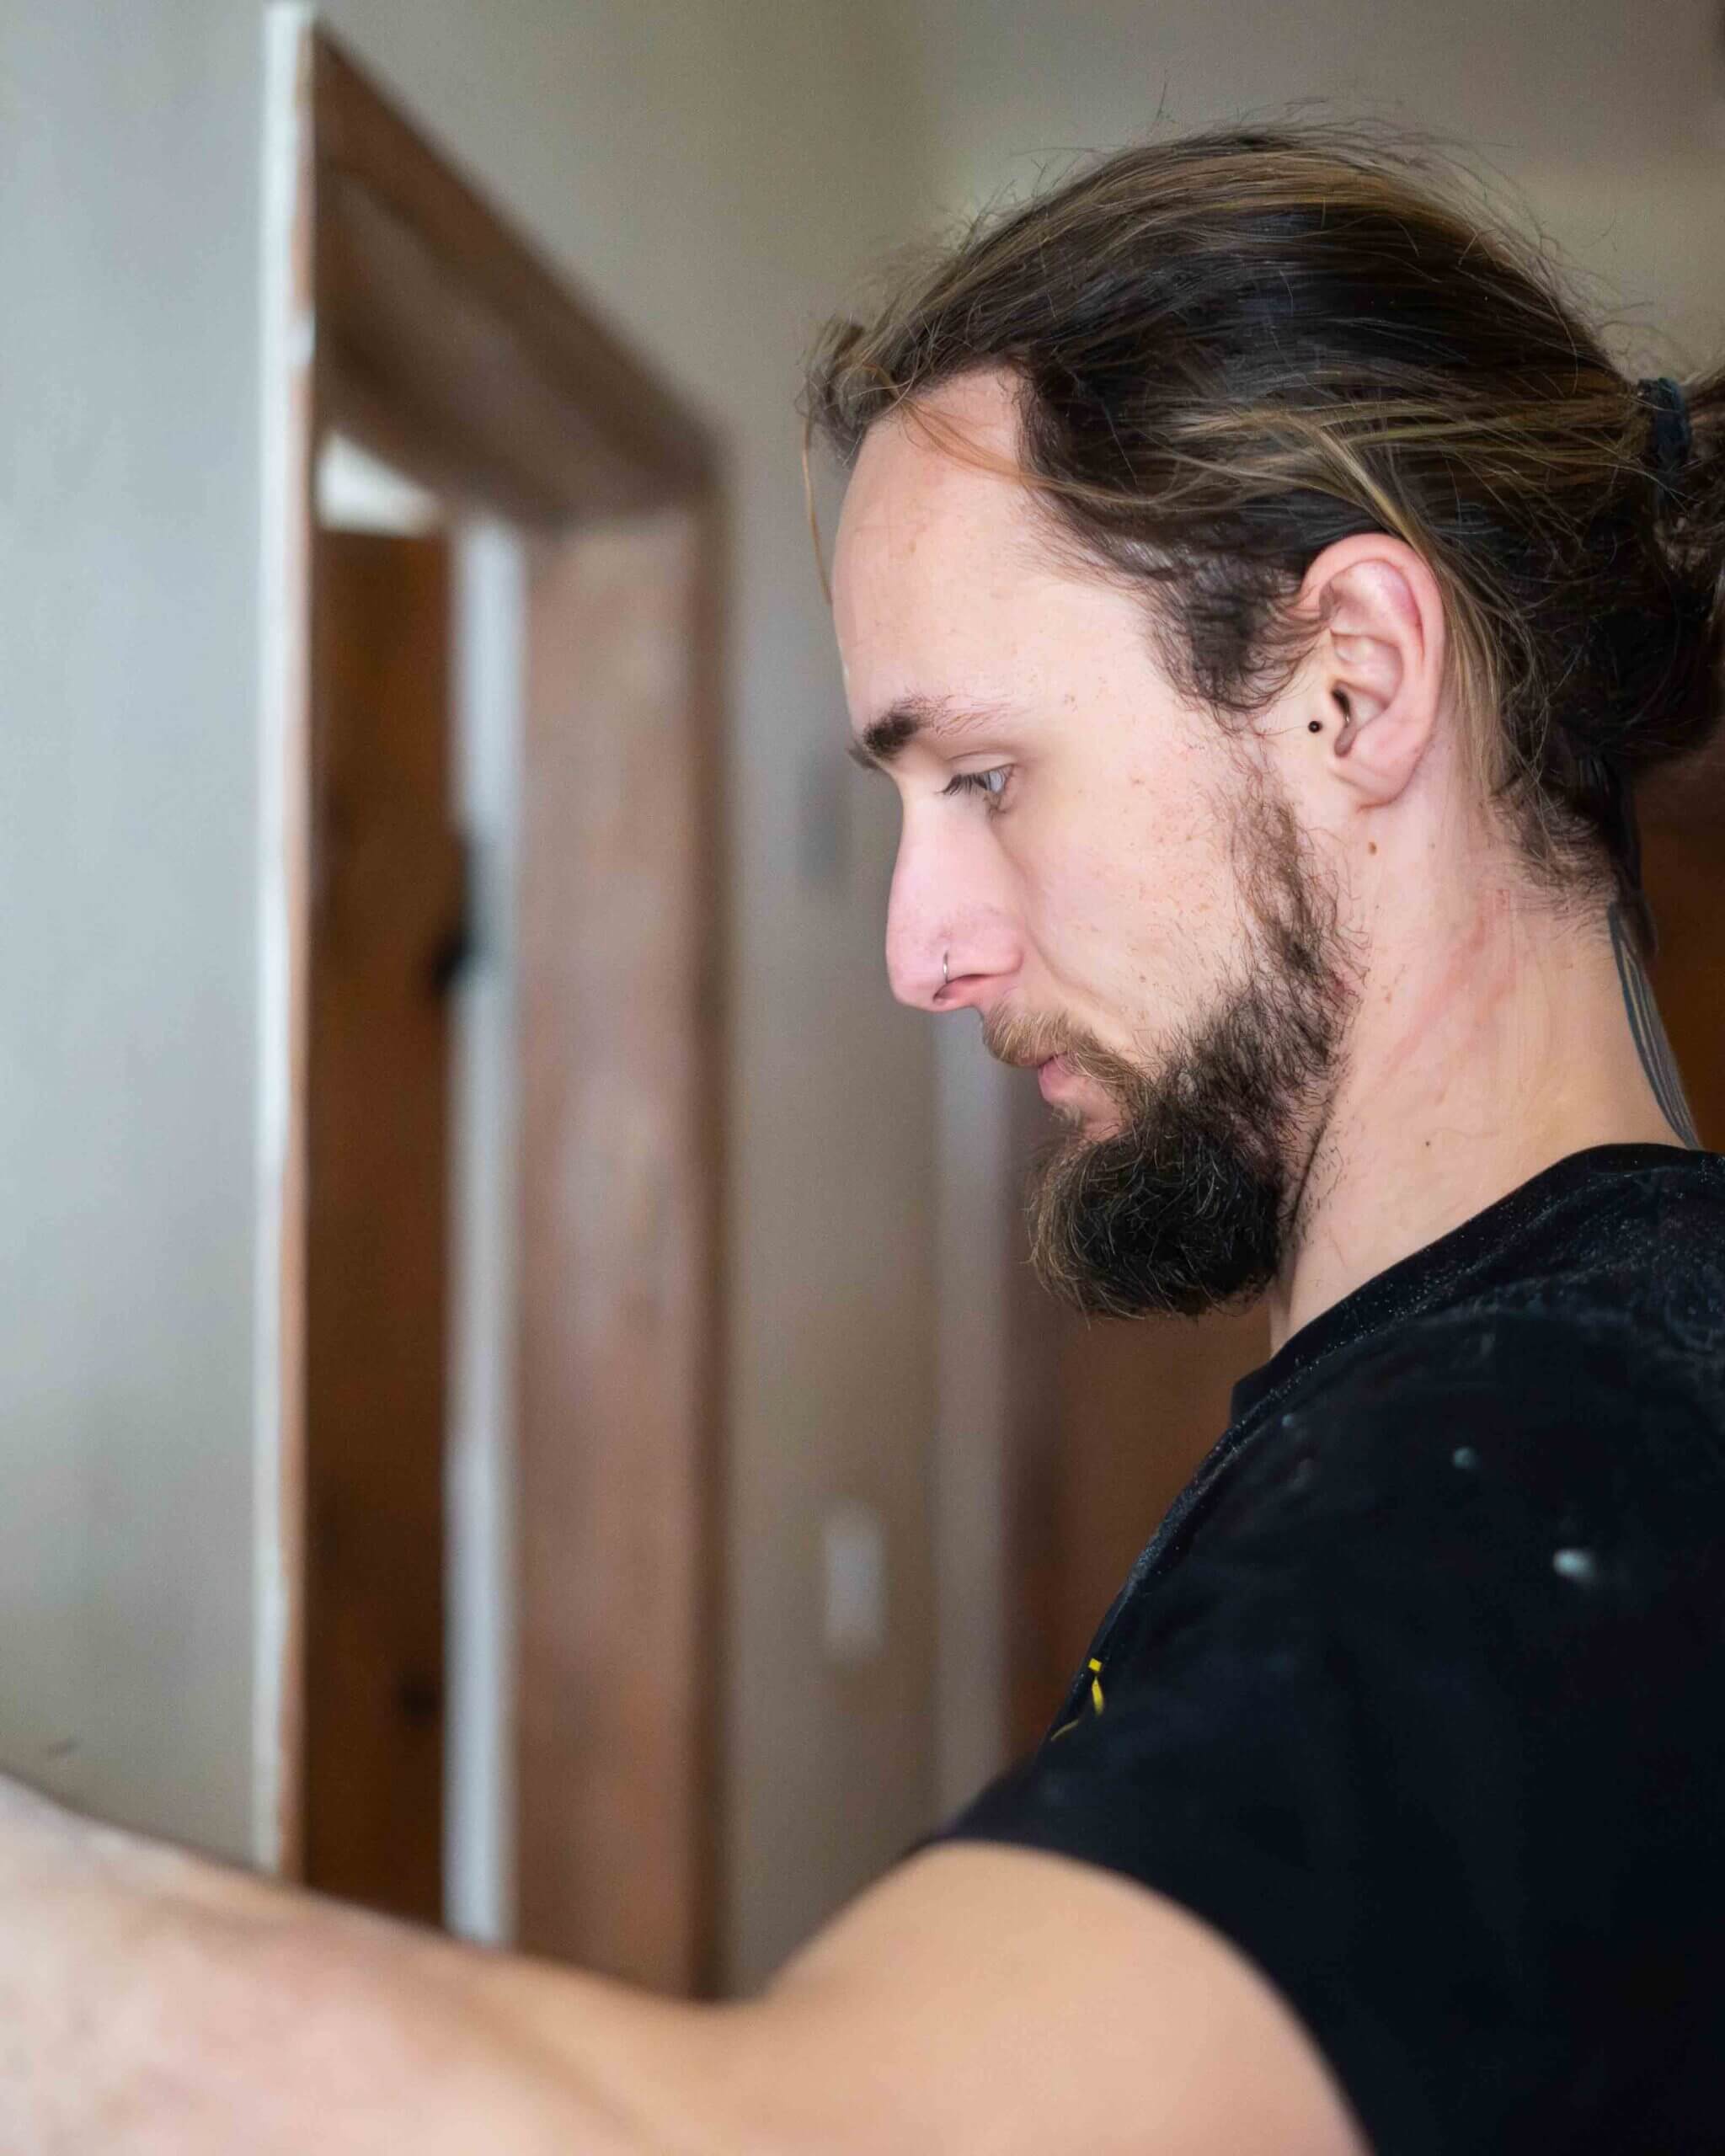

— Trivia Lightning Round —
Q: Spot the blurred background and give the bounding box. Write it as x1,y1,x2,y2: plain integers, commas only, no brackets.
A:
3,0,1723,1999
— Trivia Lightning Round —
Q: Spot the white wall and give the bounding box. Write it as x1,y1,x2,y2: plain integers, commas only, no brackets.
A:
0,1,264,1860
896,0,1725,211
889,0,1725,376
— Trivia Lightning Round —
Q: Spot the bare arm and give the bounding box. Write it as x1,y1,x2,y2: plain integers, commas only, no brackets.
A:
0,1775,697,2153
0,1775,1365,2155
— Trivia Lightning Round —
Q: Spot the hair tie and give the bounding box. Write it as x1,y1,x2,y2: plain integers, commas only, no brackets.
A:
1636,375,1692,483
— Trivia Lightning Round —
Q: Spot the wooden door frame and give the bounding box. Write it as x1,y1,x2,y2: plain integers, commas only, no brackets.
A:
259,11,725,1991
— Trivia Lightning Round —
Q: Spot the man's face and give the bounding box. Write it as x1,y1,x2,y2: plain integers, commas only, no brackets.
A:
830,368,1355,1318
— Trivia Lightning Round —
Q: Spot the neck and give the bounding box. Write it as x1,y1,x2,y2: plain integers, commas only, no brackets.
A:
1268,877,1697,1353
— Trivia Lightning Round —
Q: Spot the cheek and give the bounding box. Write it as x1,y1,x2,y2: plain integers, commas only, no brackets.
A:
1008,764,1242,1015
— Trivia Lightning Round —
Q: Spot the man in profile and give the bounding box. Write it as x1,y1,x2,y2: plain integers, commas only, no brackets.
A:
3,123,1723,2153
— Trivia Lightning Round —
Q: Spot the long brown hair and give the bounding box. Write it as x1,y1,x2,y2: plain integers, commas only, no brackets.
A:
804,121,1725,947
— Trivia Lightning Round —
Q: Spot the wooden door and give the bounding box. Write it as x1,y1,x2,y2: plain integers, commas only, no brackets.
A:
264,24,722,1968
302,527,462,1922
1645,824,1725,1147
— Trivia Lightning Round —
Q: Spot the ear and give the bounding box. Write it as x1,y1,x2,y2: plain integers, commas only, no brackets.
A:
1299,537,1446,807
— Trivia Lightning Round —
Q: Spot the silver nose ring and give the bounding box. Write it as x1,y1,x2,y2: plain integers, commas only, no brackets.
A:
942,950,950,989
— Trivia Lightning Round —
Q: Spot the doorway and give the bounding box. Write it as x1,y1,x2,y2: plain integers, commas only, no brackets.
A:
259,14,724,1993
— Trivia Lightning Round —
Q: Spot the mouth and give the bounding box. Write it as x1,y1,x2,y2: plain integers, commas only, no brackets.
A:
980,1021,1107,1108
983,1033,1071,1075
1035,1052,1126,1139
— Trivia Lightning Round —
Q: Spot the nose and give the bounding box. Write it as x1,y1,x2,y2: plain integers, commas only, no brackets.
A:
883,806,1021,1011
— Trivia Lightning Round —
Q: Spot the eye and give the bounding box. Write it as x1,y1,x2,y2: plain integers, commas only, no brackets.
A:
942,765,1014,814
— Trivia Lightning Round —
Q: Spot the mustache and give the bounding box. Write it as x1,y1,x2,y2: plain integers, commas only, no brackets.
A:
980,1006,1145,1097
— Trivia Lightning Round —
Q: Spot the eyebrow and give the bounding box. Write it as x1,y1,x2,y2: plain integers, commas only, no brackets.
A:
847,693,1012,771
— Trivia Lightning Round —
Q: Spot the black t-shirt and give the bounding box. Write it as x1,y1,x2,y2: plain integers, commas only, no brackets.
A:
934,1144,1725,2154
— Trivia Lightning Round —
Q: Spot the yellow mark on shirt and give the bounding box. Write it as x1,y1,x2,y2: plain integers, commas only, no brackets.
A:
1049,1657,1107,1744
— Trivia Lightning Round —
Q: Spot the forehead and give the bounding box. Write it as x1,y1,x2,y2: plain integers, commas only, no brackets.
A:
830,371,1052,691
828,369,1211,768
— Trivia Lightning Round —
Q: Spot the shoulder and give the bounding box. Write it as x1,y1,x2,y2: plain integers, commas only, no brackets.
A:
1222,1149,1725,1550
1223,1297,1725,1558
1495,1145,1725,1360
1113,1299,1725,1753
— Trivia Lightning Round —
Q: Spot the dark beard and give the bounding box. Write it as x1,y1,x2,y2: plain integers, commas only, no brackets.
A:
1000,788,1354,1321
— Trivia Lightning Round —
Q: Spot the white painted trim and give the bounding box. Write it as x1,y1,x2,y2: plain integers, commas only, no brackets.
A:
318,432,444,536
251,0,314,1874
444,520,525,1945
